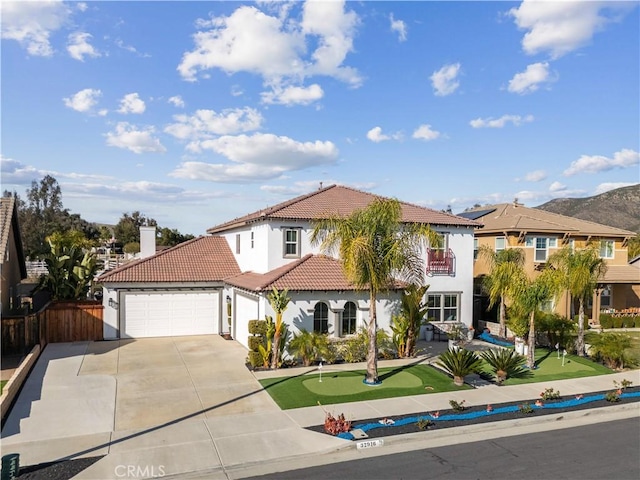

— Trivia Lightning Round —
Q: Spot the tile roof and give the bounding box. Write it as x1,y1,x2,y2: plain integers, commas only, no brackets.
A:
602,265,640,284
465,203,636,237
0,196,27,277
226,254,405,292
207,184,480,234
98,236,240,283
0,196,14,261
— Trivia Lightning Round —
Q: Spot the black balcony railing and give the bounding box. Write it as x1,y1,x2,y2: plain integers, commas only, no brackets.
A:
426,248,455,276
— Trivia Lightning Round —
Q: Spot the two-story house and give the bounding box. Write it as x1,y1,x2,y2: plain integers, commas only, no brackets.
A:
100,185,479,350
0,196,27,316
461,201,639,326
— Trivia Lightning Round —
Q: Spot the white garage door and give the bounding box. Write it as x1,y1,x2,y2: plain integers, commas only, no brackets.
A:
123,292,219,338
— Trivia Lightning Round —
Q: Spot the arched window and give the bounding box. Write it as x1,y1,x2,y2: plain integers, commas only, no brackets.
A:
342,301,357,335
314,302,329,334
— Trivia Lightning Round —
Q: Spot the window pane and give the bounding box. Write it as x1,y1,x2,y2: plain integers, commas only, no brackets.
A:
495,237,505,251
535,249,547,262
525,237,534,247
314,302,328,334
536,238,546,249
427,295,441,308
342,302,357,335
548,238,557,247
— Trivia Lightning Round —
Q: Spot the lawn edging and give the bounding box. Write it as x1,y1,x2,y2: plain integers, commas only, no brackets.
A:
1,344,41,423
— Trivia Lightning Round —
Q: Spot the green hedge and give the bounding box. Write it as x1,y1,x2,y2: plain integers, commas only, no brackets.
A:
248,320,267,336
599,313,640,329
248,336,263,352
247,351,262,368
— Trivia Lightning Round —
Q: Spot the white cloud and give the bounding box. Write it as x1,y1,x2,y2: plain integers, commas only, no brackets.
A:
231,85,244,97
508,62,554,94
0,0,72,56
261,84,324,106
0,155,40,184
76,3,88,13
412,124,441,141
470,114,534,128
67,31,100,61
114,38,150,57
564,148,640,176
118,93,146,114
509,1,633,59
168,96,185,108
594,182,638,195
171,133,338,182
165,107,263,141
524,170,547,182
430,63,461,97
105,122,166,154
177,2,361,90
549,181,566,192
390,13,407,42
366,126,403,143
63,88,102,113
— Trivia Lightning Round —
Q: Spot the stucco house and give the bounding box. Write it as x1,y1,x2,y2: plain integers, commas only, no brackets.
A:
100,185,479,349
461,201,639,325
0,196,27,316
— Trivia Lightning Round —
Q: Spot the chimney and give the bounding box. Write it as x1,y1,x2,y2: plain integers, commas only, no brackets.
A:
140,226,157,259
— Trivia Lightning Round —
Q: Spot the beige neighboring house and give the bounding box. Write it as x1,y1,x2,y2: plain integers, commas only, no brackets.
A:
460,201,640,325
0,196,27,316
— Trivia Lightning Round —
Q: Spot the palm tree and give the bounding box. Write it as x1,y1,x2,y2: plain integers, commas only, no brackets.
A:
267,287,291,369
512,268,562,369
548,246,607,356
478,246,526,338
311,198,439,384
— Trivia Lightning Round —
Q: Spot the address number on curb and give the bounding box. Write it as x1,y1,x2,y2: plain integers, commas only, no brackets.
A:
357,439,384,450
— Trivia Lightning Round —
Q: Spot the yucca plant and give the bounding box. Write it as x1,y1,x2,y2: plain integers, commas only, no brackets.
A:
436,348,482,386
480,348,529,385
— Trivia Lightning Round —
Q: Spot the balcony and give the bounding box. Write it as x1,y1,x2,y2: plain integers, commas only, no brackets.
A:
426,248,455,276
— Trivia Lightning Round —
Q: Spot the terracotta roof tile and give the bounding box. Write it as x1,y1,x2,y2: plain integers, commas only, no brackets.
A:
226,254,404,292
602,265,640,284
98,236,240,283
468,203,636,237
0,196,15,260
207,185,479,233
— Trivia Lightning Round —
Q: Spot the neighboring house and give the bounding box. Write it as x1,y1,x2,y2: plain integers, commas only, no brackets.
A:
461,201,639,325
99,185,479,349
0,196,27,316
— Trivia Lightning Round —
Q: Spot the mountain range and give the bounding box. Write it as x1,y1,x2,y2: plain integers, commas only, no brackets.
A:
536,184,640,233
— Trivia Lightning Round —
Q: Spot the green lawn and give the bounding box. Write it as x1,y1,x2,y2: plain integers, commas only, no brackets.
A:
491,347,612,385
259,364,470,409
0,380,7,394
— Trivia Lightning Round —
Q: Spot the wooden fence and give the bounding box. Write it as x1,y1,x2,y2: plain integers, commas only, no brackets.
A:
1,301,104,355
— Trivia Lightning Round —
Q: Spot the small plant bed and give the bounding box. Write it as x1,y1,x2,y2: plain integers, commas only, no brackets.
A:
481,347,612,385
306,386,640,440
259,364,470,410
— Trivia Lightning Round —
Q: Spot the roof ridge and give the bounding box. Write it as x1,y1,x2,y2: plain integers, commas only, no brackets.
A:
99,235,208,280
258,253,314,289
397,197,481,225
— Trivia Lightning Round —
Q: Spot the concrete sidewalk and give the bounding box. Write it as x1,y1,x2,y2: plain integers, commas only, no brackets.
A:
0,337,638,480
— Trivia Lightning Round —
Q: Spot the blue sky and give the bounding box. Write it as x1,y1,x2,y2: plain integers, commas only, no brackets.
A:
2,0,639,235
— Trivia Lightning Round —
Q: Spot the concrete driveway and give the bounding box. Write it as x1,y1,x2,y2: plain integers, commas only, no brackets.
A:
2,336,343,478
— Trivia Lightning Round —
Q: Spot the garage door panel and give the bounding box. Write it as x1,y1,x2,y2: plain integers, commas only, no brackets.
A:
124,292,218,338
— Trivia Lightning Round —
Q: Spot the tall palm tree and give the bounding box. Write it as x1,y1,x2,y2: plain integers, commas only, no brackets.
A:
548,246,607,356
267,287,291,369
478,246,526,338
311,198,439,384
512,268,562,369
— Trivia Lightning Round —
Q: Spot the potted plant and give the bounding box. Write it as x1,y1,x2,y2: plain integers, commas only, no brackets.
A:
447,324,465,350
508,316,529,355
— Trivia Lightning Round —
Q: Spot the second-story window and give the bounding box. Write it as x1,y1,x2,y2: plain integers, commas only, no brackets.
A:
599,240,614,259
535,237,548,262
235,234,240,254
283,228,301,258
251,231,254,249
473,238,478,261
495,237,506,252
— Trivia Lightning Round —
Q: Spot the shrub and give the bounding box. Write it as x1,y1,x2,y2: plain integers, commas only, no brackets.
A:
613,317,624,329
324,412,352,435
248,336,262,351
589,332,634,369
340,327,395,363
436,348,482,386
449,399,466,412
417,417,433,430
605,390,621,403
480,348,529,385
623,317,636,328
248,320,267,336
636,317,640,328
247,351,262,368
599,314,613,329
288,330,330,366
518,403,534,414
538,313,575,347
540,387,561,400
